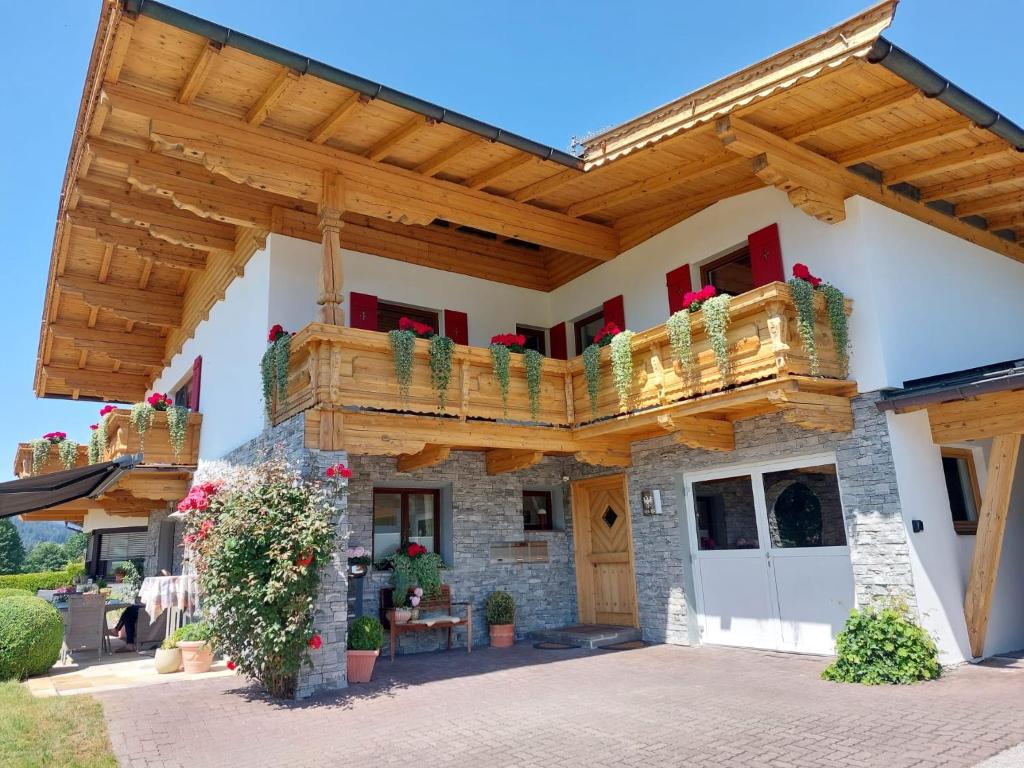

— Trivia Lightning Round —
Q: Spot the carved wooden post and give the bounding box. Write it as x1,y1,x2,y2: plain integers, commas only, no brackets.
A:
318,171,345,325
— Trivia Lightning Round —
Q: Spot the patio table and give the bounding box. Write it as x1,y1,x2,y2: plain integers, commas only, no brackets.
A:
139,575,200,636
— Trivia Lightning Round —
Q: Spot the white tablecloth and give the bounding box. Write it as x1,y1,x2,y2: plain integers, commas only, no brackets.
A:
139,575,200,617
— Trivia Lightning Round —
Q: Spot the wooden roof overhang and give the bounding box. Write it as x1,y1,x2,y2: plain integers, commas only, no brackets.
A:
37,0,1024,404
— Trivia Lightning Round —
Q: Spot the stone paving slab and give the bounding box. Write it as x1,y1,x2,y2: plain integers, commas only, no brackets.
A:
96,644,1024,768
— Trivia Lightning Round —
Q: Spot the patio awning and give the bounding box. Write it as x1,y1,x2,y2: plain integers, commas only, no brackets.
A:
0,454,142,519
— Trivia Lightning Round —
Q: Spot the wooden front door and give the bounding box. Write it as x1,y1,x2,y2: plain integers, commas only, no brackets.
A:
571,474,639,627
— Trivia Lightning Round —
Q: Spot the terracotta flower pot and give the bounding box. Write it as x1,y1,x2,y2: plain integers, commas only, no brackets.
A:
394,608,412,624
346,649,379,683
154,647,182,674
489,624,515,648
177,641,213,673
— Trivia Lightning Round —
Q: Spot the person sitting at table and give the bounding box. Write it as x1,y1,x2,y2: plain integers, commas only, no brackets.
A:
110,604,141,653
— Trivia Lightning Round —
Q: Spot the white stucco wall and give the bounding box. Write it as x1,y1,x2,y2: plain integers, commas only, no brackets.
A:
82,509,147,534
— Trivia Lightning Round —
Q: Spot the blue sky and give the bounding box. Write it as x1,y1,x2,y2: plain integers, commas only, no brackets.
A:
1,0,1021,475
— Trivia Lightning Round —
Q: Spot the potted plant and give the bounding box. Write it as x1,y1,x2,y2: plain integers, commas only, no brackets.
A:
155,634,182,674
347,615,384,683
112,566,125,584
173,621,214,673
387,542,443,623
485,591,515,648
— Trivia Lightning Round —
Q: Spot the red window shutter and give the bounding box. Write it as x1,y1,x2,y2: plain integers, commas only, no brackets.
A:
748,223,784,286
349,292,378,331
444,309,469,345
189,356,202,412
549,322,567,360
666,264,693,314
603,295,625,329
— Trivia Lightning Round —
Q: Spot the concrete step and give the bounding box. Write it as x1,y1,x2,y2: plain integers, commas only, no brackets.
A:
529,624,642,650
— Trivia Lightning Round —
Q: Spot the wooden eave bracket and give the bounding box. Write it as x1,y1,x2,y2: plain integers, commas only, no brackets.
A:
397,445,451,473
485,449,544,475
657,414,736,451
767,389,854,433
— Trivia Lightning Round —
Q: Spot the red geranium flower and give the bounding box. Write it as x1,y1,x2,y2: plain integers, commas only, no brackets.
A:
592,322,621,346
295,550,314,568
226,660,236,671
792,263,822,288
89,424,98,431
99,404,116,418
398,317,434,338
405,542,427,558
308,635,322,650
325,463,352,479
683,285,719,310
267,324,288,343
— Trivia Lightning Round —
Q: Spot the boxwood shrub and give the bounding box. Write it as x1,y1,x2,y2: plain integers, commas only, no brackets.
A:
0,588,34,600
0,596,64,680
0,564,78,593
822,605,940,685
348,616,383,651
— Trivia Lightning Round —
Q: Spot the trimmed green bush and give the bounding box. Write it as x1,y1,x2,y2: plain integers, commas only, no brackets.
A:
0,567,76,593
822,605,940,685
347,616,384,651
484,590,515,626
168,621,212,646
0,588,34,600
0,597,64,680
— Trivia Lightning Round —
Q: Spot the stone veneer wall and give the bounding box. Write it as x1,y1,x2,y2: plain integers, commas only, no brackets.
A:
347,452,577,655
566,391,916,645
220,412,350,699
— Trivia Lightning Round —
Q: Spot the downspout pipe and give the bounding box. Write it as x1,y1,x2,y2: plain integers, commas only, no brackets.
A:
123,0,583,169
868,36,1024,152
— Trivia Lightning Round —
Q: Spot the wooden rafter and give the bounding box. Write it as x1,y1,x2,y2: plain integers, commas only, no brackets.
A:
309,92,367,144
919,163,1024,204
50,322,165,367
56,275,182,327
415,134,483,177
67,208,208,271
178,41,221,104
464,153,536,190
779,84,919,143
246,68,300,126
103,15,135,85
363,115,430,161
829,115,972,167
883,141,1010,186
956,189,1024,219
510,168,581,203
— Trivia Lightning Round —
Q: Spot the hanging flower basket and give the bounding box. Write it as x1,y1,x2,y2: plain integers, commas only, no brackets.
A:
105,408,202,465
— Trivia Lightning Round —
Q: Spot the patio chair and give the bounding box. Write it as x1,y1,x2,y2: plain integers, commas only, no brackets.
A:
61,593,106,663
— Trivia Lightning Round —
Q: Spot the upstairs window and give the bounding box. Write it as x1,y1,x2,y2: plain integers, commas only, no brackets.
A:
516,325,546,355
172,377,193,410
941,448,981,535
700,245,754,295
573,309,605,356
377,301,439,335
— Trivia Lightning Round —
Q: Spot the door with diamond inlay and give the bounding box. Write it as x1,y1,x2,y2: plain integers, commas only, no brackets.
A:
570,474,639,627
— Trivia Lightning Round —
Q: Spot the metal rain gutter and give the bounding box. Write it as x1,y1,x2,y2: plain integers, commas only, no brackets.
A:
868,36,1024,152
123,0,583,170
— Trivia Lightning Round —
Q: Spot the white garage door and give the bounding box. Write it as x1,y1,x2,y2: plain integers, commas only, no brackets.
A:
685,456,855,655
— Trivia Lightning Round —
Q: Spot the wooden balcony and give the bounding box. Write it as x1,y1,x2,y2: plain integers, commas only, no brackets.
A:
102,409,203,466
271,282,855,471
14,443,90,479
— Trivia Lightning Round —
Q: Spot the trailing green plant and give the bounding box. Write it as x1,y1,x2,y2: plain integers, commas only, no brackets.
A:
582,343,602,418
484,590,515,626
702,294,732,380
28,440,50,476
348,616,384,651
666,309,693,373
789,274,819,375
490,342,512,415
610,330,635,411
165,405,190,458
184,457,341,699
822,604,940,685
524,349,544,421
820,283,850,375
57,440,79,471
387,542,443,607
129,402,155,449
428,334,455,412
388,329,417,402
88,408,114,465
261,325,292,418
0,596,63,680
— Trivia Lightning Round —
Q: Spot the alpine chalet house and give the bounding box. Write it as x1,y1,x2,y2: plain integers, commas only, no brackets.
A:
15,0,1024,695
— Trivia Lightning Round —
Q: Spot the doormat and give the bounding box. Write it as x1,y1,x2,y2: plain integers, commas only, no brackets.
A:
533,641,577,650
598,640,649,651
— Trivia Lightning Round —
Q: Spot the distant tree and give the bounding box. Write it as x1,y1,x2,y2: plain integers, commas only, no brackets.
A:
0,519,25,574
63,532,88,562
24,542,69,573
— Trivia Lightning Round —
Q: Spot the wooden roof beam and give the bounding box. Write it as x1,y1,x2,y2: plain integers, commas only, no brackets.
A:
246,68,300,126
779,84,919,143
103,15,135,85
485,449,544,475
364,115,431,161
178,41,222,105
415,134,484,177
716,115,1024,263
41,364,150,401
56,275,182,327
396,445,451,473
51,322,166,367
464,153,537,191
920,163,1024,203
956,190,1024,219
883,141,1011,186
510,168,581,203
103,84,617,258
830,115,973,166
67,208,208,270
309,92,367,144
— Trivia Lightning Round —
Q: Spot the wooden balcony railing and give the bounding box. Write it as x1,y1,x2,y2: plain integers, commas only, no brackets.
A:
14,410,202,478
270,282,853,466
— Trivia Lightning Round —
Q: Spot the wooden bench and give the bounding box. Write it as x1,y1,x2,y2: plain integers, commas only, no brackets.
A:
379,585,472,661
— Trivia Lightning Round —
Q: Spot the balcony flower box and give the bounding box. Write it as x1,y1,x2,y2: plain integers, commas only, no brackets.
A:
103,409,203,465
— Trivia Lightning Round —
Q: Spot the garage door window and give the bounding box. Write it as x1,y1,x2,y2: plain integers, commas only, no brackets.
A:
693,474,759,550
763,465,847,548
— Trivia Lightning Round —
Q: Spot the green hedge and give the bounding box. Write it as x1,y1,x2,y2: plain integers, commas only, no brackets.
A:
0,588,34,600
0,597,64,681
0,567,77,593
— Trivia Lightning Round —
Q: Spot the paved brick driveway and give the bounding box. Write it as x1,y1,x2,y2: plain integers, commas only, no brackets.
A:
98,644,1024,768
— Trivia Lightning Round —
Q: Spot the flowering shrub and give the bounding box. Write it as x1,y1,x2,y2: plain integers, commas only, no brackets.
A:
490,333,527,354
592,321,620,347
398,316,434,339
261,325,292,418
387,542,442,608
182,458,343,698
788,264,849,376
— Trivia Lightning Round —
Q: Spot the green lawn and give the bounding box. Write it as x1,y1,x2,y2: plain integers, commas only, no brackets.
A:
0,682,117,768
